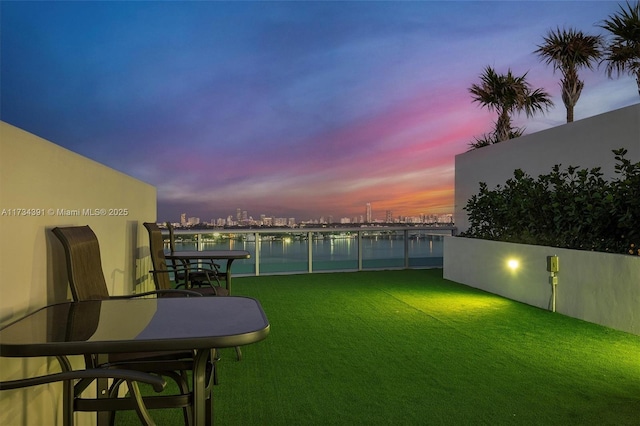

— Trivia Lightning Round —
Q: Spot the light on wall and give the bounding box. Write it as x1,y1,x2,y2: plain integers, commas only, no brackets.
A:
507,258,520,271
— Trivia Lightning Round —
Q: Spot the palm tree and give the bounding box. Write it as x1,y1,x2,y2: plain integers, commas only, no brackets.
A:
598,1,640,96
469,66,553,143
535,27,603,123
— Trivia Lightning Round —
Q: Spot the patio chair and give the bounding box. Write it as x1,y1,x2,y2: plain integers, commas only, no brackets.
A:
0,366,166,426
1,298,167,426
165,221,226,290
144,222,228,296
52,225,215,425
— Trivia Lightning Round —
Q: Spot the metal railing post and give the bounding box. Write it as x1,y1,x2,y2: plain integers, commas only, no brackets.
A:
308,232,313,273
254,232,260,276
404,229,409,268
357,230,363,271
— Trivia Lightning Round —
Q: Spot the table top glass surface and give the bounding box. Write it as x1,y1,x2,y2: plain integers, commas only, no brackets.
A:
0,296,269,357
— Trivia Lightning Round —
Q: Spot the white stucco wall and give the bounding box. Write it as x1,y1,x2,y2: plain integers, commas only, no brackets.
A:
454,104,640,233
444,237,640,335
446,104,640,336
0,122,157,425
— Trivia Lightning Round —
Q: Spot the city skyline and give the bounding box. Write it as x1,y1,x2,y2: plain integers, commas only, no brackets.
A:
2,2,638,222
173,201,453,227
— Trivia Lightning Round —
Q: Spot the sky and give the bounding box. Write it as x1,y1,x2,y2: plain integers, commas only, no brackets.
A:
2,1,638,223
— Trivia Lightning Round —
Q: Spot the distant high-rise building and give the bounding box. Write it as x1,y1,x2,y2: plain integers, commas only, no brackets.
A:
385,210,393,223
366,203,372,223
180,213,186,226
438,214,454,224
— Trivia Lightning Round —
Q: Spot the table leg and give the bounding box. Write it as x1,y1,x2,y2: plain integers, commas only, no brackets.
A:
223,259,243,361
193,349,212,426
225,259,235,294
56,356,74,426
95,354,110,426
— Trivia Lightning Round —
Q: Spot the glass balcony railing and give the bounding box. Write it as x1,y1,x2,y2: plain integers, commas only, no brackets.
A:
162,226,456,276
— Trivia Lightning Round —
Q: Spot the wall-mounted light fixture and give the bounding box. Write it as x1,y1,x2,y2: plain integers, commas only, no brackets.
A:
507,258,520,271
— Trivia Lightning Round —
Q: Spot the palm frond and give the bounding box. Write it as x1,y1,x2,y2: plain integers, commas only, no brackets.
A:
598,1,640,94
469,66,552,141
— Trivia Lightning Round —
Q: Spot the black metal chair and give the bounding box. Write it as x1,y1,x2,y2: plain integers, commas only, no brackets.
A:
145,222,228,296
1,299,167,426
0,366,166,426
166,222,227,290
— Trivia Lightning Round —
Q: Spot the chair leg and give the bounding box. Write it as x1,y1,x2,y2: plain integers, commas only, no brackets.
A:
203,357,216,426
211,349,219,386
126,380,156,426
108,379,125,426
169,371,193,426
109,370,193,426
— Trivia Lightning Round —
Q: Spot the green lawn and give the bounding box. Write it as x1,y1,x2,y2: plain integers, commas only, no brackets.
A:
117,269,640,425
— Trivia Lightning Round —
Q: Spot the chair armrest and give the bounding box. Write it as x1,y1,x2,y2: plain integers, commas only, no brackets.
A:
0,368,166,393
180,268,222,289
147,266,194,289
143,289,203,297
153,266,222,289
110,289,203,298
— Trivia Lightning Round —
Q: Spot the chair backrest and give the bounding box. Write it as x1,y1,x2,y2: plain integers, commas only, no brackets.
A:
164,222,185,280
143,222,173,291
65,300,102,340
52,226,110,301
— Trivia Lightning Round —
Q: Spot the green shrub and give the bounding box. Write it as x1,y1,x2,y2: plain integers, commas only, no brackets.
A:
461,149,639,255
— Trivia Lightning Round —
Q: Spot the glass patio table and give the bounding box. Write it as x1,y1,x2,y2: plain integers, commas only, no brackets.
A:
0,296,270,426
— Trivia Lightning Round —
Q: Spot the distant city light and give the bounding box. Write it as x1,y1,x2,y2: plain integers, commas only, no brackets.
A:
169,207,454,228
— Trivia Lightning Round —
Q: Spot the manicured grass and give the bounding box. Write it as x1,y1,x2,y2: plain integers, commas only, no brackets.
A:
117,269,640,425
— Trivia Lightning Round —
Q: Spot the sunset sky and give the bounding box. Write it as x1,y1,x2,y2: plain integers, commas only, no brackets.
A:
2,1,638,222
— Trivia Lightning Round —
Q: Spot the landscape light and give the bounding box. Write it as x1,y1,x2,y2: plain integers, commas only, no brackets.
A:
507,258,520,270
